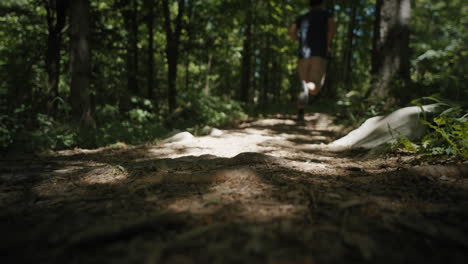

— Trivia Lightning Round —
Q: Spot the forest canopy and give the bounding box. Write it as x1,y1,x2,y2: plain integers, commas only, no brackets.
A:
0,0,467,154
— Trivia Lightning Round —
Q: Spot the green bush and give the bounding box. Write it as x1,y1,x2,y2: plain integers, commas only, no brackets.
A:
1,105,27,149
1,101,167,151
92,100,167,147
393,96,467,159
419,106,467,158
0,107,78,151
1,94,248,152
167,92,247,131
335,91,397,127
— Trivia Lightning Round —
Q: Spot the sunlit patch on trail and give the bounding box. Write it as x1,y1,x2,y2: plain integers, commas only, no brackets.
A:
162,168,304,221
80,165,129,184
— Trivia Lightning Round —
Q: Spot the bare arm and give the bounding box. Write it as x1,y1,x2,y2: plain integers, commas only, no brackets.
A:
288,23,298,41
327,18,337,51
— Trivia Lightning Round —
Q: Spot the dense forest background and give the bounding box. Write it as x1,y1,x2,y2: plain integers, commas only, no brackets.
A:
0,0,466,154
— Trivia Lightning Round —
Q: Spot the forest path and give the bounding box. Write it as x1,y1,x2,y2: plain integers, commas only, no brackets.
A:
1,113,468,264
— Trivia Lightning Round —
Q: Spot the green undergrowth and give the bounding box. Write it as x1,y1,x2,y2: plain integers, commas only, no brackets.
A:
0,95,247,152
391,96,468,159
334,91,399,128
334,93,467,159
247,98,339,119
166,92,247,131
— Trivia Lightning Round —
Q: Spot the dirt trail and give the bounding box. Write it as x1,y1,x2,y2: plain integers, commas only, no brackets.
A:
1,113,468,264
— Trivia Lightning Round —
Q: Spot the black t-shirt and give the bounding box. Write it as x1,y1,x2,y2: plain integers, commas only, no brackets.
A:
295,8,333,59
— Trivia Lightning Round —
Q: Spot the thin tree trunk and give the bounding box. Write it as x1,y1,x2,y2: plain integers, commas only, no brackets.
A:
204,54,213,95
185,56,190,91
343,0,358,87
70,0,94,128
272,58,281,103
370,0,411,100
260,40,270,107
121,0,139,97
130,0,139,95
145,0,155,101
240,8,252,103
185,1,194,92
163,0,185,113
44,0,67,114
260,1,273,107
321,0,338,98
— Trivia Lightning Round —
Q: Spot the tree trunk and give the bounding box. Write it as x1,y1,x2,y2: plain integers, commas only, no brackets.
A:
44,0,67,114
260,40,271,107
185,1,194,92
272,58,281,103
163,0,185,113
122,0,139,96
321,0,337,98
370,0,411,100
260,1,273,107
130,0,139,95
70,0,94,128
145,0,155,101
240,9,253,103
204,53,212,95
343,0,358,87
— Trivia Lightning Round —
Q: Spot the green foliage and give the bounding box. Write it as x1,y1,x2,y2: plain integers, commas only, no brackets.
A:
393,137,420,153
0,1,47,107
92,102,169,148
167,93,247,131
335,91,397,127
0,106,78,151
0,105,26,148
0,98,169,151
29,115,78,150
1,0,467,153
411,0,468,100
393,96,467,158
420,106,468,158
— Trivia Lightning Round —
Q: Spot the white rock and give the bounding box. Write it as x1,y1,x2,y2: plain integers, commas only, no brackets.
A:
330,104,442,149
440,175,449,181
201,126,223,137
163,132,194,144
210,128,223,137
201,126,213,135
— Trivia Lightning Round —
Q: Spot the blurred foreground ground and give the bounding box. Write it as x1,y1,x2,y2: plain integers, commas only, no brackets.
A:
1,113,467,264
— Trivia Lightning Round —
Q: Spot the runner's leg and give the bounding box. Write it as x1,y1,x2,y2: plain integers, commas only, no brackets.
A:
307,57,327,96
297,58,310,109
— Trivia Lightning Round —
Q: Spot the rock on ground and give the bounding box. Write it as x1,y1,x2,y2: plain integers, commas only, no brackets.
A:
330,104,442,149
201,126,224,137
163,131,194,144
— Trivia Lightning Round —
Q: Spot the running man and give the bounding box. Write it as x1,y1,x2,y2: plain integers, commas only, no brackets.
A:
289,0,336,121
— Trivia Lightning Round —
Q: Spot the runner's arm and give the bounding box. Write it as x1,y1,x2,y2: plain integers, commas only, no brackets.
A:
288,23,298,41
327,18,337,51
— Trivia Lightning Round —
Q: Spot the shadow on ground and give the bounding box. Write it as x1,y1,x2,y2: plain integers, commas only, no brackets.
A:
1,115,468,264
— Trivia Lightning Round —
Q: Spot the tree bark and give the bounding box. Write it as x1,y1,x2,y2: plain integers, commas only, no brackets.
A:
162,0,185,113
370,0,411,100
184,1,194,92
145,0,155,101
240,8,253,103
70,0,94,128
204,54,212,95
260,1,273,107
342,0,358,86
122,0,139,96
321,0,337,98
44,0,68,114
260,39,271,107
